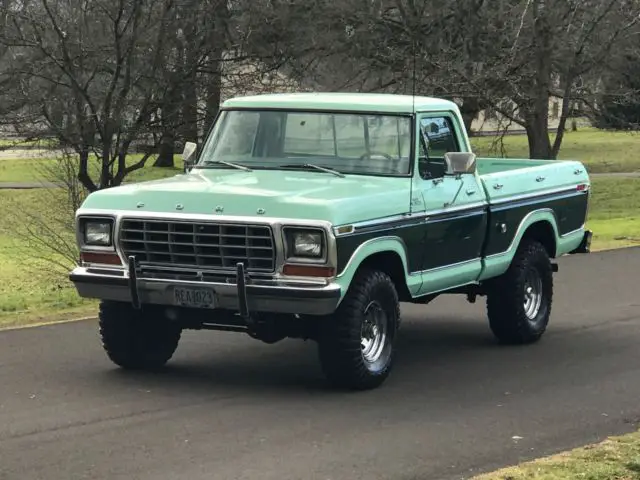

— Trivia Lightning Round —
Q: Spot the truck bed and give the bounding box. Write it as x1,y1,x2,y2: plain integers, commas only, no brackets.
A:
476,157,591,204
472,156,591,276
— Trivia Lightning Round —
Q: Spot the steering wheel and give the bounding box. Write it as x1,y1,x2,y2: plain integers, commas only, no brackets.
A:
358,151,395,161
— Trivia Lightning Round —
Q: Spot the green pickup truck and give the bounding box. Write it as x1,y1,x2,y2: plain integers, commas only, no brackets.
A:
70,92,592,390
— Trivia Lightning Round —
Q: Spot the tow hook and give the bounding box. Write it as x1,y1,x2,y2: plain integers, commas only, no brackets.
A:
128,255,141,310
236,262,254,328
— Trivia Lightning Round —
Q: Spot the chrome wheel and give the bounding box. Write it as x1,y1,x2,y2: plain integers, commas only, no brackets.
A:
523,268,543,320
360,301,388,367
317,269,399,390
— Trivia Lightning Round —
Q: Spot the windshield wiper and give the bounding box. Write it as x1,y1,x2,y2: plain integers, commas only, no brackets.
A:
194,160,253,172
279,163,345,178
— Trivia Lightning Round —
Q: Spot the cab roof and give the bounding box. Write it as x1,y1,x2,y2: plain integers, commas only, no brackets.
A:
221,92,460,115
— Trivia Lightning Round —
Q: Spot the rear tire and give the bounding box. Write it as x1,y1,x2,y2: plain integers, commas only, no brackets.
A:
99,301,182,370
486,239,553,344
317,269,400,390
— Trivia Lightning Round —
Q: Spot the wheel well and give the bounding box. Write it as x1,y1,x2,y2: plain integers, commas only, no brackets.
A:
357,251,412,301
521,221,557,258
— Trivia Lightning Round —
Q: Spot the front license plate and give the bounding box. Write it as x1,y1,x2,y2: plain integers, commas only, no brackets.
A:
173,287,216,309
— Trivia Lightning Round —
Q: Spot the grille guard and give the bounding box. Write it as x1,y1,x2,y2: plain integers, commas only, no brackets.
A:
127,255,252,319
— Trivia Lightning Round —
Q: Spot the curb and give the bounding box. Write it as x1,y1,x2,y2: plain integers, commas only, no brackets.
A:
0,315,96,332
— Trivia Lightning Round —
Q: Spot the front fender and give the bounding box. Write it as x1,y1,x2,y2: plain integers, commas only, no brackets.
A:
334,236,421,301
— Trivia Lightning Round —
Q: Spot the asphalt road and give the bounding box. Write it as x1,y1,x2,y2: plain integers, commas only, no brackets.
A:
1,248,640,480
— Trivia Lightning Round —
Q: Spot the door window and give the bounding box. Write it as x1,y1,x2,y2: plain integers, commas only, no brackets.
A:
418,115,460,179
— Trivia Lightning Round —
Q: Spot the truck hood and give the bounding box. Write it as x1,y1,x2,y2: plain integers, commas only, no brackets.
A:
80,169,411,225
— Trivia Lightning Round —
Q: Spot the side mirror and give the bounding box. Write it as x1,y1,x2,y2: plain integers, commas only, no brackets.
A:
444,152,477,176
182,141,197,172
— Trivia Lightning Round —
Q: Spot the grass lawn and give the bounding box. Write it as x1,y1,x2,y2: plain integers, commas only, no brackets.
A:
586,177,640,251
0,188,98,328
471,128,640,174
0,138,59,148
0,154,182,184
473,429,640,479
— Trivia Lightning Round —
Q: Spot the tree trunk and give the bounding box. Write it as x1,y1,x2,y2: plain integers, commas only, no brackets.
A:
525,119,552,159
154,108,176,167
181,2,199,143
182,69,199,142
551,75,576,159
100,140,112,189
77,150,97,192
525,0,554,160
458,97,484,135
204,59,222,136
154,134,175,167
202,0,227,137
154,80,182,168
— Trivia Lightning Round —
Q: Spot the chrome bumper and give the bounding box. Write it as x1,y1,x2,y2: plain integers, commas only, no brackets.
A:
69,261,342,316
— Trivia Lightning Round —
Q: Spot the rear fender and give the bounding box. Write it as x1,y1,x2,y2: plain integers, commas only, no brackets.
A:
480,209,568,281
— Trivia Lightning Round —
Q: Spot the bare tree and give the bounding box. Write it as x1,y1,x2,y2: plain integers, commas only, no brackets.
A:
450,0,640,158
266,0,640,159
3,152,87,282
2,0,638,184
0,0,182,191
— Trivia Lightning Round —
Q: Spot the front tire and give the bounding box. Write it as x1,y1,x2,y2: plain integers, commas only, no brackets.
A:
486,239,553,344
317,269,400,390
99,301,182,370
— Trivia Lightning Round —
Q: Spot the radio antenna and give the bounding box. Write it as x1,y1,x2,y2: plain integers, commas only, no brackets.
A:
411,35,417,112
409,33,418,215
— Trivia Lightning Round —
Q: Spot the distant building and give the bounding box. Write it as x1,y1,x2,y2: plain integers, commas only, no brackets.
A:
469,96,564,134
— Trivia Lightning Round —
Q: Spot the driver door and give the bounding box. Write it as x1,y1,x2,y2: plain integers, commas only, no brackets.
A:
415,113,487,295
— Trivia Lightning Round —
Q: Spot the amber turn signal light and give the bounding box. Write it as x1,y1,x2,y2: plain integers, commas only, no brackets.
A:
80,251,122,265
282,264,335,277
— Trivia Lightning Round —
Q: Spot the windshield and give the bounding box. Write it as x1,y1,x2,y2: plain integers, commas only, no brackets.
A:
197,109,413,176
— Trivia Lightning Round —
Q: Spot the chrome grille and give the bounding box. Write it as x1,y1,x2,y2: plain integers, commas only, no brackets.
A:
119,218,276,272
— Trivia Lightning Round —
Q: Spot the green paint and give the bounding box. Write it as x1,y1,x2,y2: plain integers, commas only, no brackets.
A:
222,93,458,115
417,259,483,296
421,209,487,270
74,92,593,311
484,191,589,256
556,229,586,255
81,169,412,226
336,223,425,274
478,208,585,282
479,157,590,204
334,237,423,298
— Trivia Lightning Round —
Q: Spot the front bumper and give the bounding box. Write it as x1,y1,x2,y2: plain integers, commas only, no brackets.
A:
569,229,593,254
69,262,342,316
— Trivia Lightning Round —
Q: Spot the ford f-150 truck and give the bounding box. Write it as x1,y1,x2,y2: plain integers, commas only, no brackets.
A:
69,92,592,390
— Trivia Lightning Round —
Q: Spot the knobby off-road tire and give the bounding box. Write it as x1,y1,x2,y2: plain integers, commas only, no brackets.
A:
99,301,182,370
317,269,401,390
486,239,553,344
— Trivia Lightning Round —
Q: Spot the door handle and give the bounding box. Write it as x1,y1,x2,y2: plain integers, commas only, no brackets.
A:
574,168,583,175
466,189,476,195
536,176,546,182
493,183,503,190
